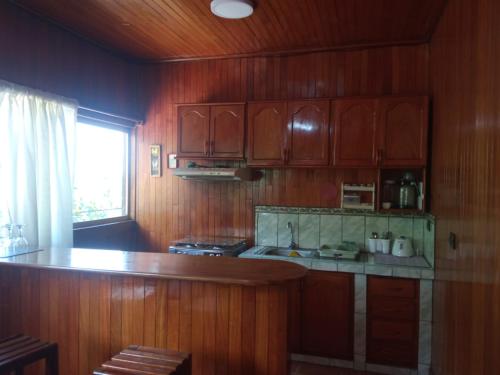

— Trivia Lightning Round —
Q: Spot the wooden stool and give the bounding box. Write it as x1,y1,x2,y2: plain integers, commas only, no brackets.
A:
93,345,191,375
0,334,58,375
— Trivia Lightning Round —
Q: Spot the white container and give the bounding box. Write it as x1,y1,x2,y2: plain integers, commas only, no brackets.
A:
380,239,391,254
368,238,378,253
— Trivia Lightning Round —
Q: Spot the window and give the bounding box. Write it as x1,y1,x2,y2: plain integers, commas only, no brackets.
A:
73,121,129,224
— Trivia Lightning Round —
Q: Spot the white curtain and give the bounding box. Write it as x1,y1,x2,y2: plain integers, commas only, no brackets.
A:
0,80,77,248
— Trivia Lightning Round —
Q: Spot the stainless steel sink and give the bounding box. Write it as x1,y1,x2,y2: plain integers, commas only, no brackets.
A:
258,247,317,258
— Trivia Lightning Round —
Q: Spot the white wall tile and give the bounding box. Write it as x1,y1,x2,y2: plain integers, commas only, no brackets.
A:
419,280,433,322
319,214,342,248
342,216,366,249
256,213,277,246
298,214,320,249
355,274,367,313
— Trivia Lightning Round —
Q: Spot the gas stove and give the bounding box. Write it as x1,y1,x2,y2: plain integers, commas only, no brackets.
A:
168,236,247,257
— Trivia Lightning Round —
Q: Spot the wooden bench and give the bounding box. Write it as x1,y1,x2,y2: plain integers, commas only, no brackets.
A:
93,345,191,375
0,334,58,375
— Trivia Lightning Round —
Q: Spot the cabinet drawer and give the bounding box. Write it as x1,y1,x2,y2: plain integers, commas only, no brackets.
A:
368,276,417,298
369,297,418,320
369,319,416,341
367,339,417,368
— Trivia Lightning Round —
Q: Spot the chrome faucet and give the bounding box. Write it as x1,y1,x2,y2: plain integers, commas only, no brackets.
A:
287,222,297,249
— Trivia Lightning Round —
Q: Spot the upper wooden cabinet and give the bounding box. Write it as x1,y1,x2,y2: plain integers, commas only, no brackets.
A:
210,105,245,158
177,105,210,158
331,96,429,167
287,100,330,166
377,97,429,166
247,100,330,167
332,99,378,167
178,96,428,167
177,104,245,159
247,102,287,166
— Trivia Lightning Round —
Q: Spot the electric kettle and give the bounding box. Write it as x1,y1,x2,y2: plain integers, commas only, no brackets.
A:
392,236,414,257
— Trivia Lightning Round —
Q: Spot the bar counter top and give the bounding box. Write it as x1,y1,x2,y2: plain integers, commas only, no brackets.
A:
0,247,307,285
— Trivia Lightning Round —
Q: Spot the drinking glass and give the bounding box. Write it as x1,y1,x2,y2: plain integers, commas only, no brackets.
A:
13,224,29,248
0,224,13,248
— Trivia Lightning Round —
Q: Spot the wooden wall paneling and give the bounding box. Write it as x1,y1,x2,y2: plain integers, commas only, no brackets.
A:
154,279,168,349
215,284,230,375
136,45,429,251
178,281,192,353
241,286,257,375
0,266,292,375
430,0,500,374
228,285,243,375
143,278,157,347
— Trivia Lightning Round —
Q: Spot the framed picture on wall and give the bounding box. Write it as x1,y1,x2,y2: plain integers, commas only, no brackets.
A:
150,144,162,177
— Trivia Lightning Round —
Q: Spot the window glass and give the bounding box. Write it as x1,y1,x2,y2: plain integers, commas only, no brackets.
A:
73,122,129,223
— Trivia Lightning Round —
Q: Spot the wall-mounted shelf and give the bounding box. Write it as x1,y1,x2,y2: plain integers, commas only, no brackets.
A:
341,183,376,211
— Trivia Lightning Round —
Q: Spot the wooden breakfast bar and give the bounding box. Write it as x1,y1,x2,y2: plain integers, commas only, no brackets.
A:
0,248,307,375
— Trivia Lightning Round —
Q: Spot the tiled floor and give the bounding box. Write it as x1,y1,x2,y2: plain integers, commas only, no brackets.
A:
290,361,379,375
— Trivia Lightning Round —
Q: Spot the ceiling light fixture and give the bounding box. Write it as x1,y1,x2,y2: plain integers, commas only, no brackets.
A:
210,0,254,19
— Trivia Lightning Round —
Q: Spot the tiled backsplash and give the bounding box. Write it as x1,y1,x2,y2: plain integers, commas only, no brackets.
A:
255,206,435,267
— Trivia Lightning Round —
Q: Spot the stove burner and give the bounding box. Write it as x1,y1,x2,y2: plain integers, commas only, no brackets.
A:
168,236,247,257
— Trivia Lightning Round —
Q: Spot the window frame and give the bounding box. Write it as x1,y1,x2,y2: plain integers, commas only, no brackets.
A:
72,119,132,229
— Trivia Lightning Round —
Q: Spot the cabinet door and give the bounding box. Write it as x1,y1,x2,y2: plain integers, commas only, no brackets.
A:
177,105,210,157
209,104,245,159
378,97,429,166
301,271,354,359
366,276,419,368
247,102,286,166
287,100,330,166
333,99,378,167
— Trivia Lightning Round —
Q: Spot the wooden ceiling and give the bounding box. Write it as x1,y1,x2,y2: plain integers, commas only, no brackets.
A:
12,0,447,61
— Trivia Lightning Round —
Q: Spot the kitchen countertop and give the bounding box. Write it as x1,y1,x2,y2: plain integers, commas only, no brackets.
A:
240,246,434,279
0,247,308,286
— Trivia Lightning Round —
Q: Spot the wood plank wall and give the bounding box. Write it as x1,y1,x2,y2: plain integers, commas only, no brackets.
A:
430,0,500,374
0,2,142,119
0,266,288,375
135,45,429,251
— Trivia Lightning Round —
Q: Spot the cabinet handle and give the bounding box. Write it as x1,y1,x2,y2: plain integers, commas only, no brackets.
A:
282,148,286,162
210,140,215,155
205,140,209,156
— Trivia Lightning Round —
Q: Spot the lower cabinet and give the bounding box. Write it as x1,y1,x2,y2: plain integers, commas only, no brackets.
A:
289,271,354,360
366,276,420,368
